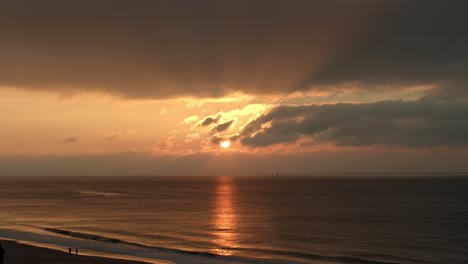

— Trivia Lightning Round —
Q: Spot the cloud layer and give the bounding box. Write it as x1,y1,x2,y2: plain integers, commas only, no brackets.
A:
58,137,79,144
1,1,467,98
233,98,468,148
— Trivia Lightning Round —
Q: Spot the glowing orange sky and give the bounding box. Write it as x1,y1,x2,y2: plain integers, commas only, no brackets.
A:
1,1,468,175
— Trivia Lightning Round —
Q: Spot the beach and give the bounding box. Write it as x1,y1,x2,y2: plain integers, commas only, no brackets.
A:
0,240,155,264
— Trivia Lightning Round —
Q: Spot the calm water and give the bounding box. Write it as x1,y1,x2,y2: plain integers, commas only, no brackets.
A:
1,176,468,263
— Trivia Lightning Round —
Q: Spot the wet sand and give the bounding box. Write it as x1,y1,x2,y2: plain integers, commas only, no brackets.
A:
0,239,155,264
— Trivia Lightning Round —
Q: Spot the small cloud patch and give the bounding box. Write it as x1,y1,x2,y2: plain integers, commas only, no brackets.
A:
58,137,78,144
212,120,235,133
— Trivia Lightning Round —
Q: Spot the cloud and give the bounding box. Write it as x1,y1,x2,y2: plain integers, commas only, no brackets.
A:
58,137,78,144
3,1,467,98
212,120,235,132
421,80,468,102
198,115,220,127
237,99,468,148
181,115,199,125
210,135,224,145
296,1,468,90
184,133,200,143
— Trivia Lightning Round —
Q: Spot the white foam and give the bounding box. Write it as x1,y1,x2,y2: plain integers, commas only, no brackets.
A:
0,228,270,264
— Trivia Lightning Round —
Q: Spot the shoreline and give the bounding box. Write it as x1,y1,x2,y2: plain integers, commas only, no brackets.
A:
0,228,253,264
0,239,171,264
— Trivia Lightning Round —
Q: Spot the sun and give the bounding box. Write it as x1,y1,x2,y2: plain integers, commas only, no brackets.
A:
220,140,231,149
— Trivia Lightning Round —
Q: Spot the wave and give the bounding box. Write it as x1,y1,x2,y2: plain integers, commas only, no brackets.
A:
42,228,413,264
44,228,122,243
41,228,281,263
2,227,417,264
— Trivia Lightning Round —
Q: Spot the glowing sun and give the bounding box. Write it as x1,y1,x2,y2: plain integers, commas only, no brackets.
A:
220,140,231,149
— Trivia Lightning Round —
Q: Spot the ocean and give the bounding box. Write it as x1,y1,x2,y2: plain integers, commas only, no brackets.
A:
0,175,467,263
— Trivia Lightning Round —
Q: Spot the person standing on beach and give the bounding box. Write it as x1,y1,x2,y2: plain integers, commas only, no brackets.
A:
75,248,78,255
69,247,71,254
0,242,5,264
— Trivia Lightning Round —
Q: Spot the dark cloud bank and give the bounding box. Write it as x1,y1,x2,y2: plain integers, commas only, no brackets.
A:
1,1,468,98
207,84,468,148
232,99,468,148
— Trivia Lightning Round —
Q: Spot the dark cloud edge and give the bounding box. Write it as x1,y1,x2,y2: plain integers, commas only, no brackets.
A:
206,93,468,148
1,1,468,99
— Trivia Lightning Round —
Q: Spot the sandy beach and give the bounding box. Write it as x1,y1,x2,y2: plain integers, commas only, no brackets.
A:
0,240,153,264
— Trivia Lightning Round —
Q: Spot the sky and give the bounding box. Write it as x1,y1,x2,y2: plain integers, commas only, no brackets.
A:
1,0,468,175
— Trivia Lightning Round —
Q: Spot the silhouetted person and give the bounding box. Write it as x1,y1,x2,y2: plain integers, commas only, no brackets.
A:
69,247,72,254
75,248,78,255
0,242,5,264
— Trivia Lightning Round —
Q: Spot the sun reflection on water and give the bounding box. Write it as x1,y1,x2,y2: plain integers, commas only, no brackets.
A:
212,176,238,256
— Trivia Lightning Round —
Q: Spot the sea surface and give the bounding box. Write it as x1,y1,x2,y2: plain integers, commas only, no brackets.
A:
0,175,468,263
